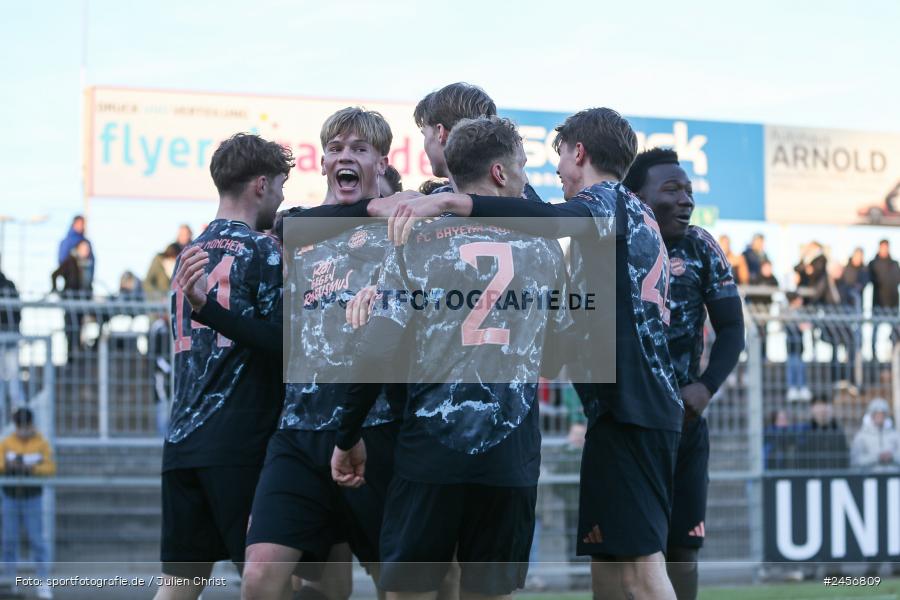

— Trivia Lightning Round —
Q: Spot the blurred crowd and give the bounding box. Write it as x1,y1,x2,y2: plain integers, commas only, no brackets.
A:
720,232,900,316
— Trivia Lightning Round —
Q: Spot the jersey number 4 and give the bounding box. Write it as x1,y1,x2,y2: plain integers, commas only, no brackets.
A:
639,213,671,325
459,242,513,347
174,255,235,353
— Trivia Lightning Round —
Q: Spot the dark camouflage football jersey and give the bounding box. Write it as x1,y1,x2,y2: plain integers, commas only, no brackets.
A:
373,215,570,460
168,219,282,444
568,182,682,433
666,226,739,388
283,221,395,431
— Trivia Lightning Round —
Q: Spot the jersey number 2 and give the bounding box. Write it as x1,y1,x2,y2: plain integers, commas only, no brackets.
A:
174,255,235,353
459,242,514,346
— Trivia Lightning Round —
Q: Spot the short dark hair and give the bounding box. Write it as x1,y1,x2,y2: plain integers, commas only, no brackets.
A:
418,179,450,195
12,407,33,427
210,133,294,197
622,147,679,193
552,108,638,180
444,117,521,189
880,239,890,246
383,165,403,194
413,83,497,132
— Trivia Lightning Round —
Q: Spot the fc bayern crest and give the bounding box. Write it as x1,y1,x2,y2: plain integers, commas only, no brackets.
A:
348,230,368,249
670,257,686,276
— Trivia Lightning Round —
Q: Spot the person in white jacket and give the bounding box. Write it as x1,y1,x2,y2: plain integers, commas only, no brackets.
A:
851,398,900,471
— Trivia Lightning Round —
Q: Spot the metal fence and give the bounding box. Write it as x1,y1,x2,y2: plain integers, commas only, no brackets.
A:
0,295,899,589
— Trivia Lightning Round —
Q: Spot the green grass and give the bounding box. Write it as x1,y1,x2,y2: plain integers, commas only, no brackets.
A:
520,579,900,599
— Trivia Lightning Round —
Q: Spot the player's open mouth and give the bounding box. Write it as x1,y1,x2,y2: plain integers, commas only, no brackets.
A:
336,168,360,191
675,213,692,225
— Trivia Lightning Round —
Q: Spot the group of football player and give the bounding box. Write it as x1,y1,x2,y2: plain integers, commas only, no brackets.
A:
154,83,746,600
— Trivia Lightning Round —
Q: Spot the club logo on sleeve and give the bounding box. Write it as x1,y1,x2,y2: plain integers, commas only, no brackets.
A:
670,257,686,276
348,230,368,249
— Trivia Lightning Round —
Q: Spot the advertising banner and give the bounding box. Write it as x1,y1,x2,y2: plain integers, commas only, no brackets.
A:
765,125,900,226
764,474,900,562
86,87,766,219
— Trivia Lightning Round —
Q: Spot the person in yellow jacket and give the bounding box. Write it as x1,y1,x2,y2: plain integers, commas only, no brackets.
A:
0,407,55,599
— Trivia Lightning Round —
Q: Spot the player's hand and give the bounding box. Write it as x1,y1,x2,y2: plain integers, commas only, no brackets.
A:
174,246,210,311
346,286,378,329
331,440,367,488
681,382,712,425
367,190,421,218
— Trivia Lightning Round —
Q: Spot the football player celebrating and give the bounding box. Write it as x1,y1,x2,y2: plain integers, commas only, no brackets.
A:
332,116,571,599
157,134,290,600
384,108,683,600
623,148,744,600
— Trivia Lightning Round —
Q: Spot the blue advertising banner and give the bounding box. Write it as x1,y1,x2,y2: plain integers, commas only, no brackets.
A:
501,108,765,221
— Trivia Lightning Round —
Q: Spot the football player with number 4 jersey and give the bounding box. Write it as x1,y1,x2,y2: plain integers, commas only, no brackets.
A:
331,116,571,599
157,134,292,600
624,148,744,600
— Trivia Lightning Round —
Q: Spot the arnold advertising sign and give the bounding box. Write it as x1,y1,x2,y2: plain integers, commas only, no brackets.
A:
764,474,900,562
765,125,900,226
85,87,766,218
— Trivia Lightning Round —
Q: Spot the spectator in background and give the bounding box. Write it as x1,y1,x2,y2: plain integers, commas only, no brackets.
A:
117,271,144,301
718,234,748,284
144,243,180,300
745,260,779,305
764,409,798,470
0,408,55,599
144,225,193,301
745,260,779,358
51,240,94,358
0,267,23,409
175,224,192,250
57,216,94,280
51,240,94,298
841,248,870,310
795,241,829,305
796,395,850,470
827,262,860,388
785,292,812,401
851,398,900,471
742,233,769,282
379,164,403,197
869,239,900,361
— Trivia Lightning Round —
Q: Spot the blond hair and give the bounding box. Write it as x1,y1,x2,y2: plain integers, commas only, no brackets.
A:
319,107,392,156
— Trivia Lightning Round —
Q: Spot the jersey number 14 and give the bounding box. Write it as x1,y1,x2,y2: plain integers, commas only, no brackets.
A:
174,255,235,353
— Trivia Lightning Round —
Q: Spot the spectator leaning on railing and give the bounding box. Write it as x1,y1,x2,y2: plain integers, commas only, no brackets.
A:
0,408,55,599
851,398,900,471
